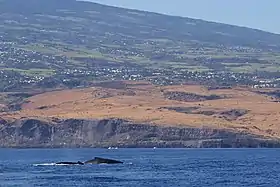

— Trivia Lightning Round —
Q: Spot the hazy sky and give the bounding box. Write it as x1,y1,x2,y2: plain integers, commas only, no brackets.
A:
87,0,279,34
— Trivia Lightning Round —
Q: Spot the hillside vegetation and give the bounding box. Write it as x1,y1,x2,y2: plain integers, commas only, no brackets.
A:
1,0,280,74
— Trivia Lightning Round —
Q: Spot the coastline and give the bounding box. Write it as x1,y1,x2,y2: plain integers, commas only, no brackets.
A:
1,118,280,148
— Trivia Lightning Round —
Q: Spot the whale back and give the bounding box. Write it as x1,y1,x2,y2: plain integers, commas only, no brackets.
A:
84,157,123,164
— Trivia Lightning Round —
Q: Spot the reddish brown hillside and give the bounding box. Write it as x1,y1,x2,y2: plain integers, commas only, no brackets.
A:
3,81,280,138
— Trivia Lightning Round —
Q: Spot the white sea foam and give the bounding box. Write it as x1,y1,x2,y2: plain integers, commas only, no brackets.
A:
33,163,56,166
33,163,70,166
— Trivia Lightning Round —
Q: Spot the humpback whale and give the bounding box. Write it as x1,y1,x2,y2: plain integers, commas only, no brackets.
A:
55,157,123,165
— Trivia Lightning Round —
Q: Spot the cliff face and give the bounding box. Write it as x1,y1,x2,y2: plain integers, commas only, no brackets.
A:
1,118,280,148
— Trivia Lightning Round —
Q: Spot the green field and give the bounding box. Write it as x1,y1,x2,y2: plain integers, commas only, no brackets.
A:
2,68,55,77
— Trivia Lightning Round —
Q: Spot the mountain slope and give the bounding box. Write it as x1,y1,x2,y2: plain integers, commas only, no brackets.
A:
1,0,280,50
1,1,280,148
1,0,280,94
1,0,280,75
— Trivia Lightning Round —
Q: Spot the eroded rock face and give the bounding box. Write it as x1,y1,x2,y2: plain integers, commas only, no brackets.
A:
0,118,279,148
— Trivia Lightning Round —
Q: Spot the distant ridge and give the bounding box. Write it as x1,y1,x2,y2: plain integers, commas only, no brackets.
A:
0,0,278,50
83,0,278,35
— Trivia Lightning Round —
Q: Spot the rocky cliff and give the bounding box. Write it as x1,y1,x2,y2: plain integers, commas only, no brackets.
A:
1,118,280,148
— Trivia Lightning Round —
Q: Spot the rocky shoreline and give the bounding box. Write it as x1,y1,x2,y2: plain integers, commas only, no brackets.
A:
0,118,280,148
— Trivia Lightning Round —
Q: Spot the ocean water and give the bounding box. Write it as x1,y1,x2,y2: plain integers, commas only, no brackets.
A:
0,148,280,187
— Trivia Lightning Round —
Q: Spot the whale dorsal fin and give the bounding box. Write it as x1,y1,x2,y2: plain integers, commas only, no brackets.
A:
84,158,97,164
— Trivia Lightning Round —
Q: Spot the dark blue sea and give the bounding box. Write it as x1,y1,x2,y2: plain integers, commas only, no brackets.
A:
1,148,280,187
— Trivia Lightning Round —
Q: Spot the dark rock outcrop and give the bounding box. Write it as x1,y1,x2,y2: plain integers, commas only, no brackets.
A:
159,107,248,120
0,118,279,148
218,109,249,121
159,106,200,114
164,91,224,102
0,117,8,125
256,90,280,100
